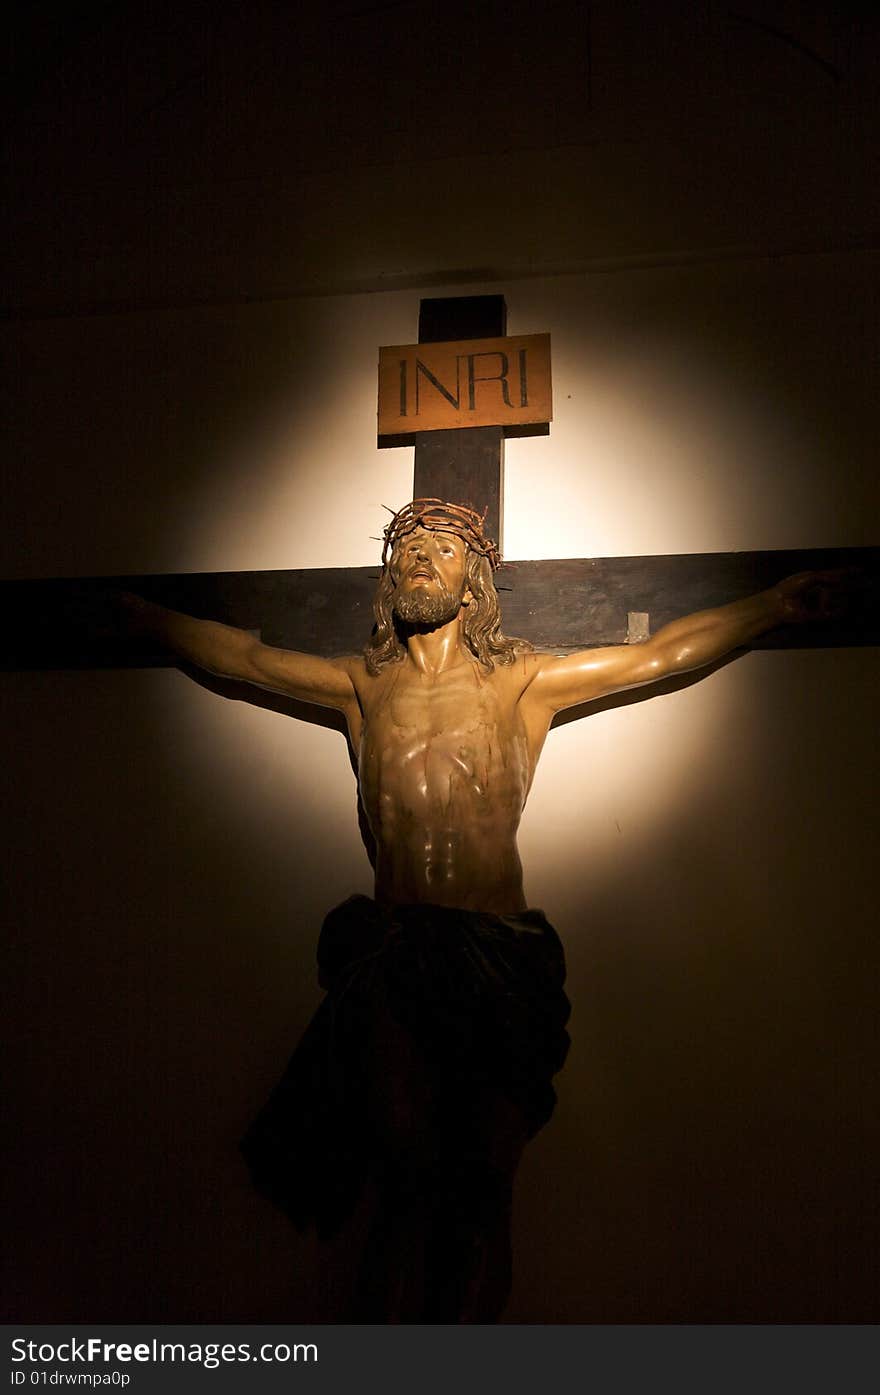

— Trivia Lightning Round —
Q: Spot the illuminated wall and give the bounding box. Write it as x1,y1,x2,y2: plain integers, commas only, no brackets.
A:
2,252,877,1320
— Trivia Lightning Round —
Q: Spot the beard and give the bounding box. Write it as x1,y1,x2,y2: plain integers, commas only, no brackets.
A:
393,578,463,627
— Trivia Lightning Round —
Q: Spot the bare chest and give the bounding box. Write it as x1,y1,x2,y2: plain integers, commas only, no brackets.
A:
359,664,528,815
390,665,491,732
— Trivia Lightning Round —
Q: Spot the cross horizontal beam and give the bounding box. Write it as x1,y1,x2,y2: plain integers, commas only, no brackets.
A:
4,546,877,671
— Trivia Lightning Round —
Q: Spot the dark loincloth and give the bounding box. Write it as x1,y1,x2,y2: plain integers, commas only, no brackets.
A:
241,895,571,1237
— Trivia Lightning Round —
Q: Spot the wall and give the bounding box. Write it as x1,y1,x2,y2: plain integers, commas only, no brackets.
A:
2,251,877,1320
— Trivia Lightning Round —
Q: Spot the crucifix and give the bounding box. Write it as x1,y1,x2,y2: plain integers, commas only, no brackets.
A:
4,294,877,1326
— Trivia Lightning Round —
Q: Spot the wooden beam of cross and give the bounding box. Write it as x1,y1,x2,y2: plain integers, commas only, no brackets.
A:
3,295,879,671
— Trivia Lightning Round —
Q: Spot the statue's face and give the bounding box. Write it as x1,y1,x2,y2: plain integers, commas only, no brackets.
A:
391,527,471,626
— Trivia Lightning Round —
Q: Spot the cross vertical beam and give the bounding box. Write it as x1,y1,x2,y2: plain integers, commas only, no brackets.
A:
412,296,506,548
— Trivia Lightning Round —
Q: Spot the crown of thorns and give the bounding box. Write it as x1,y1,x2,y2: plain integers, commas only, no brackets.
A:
381,498,501,570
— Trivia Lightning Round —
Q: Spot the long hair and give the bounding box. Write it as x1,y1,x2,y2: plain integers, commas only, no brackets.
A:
364,545,531,675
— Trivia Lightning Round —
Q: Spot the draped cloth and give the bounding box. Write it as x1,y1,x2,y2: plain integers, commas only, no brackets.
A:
241,895,571,1238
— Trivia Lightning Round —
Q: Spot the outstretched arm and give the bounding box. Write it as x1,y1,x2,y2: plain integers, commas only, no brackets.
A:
118,593,357,710
526,571,844,715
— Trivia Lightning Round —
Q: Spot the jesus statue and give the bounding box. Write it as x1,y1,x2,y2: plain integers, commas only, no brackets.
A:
118,497,839,1323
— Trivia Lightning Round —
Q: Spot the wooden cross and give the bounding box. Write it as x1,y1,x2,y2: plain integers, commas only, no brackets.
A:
3,295,878,670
